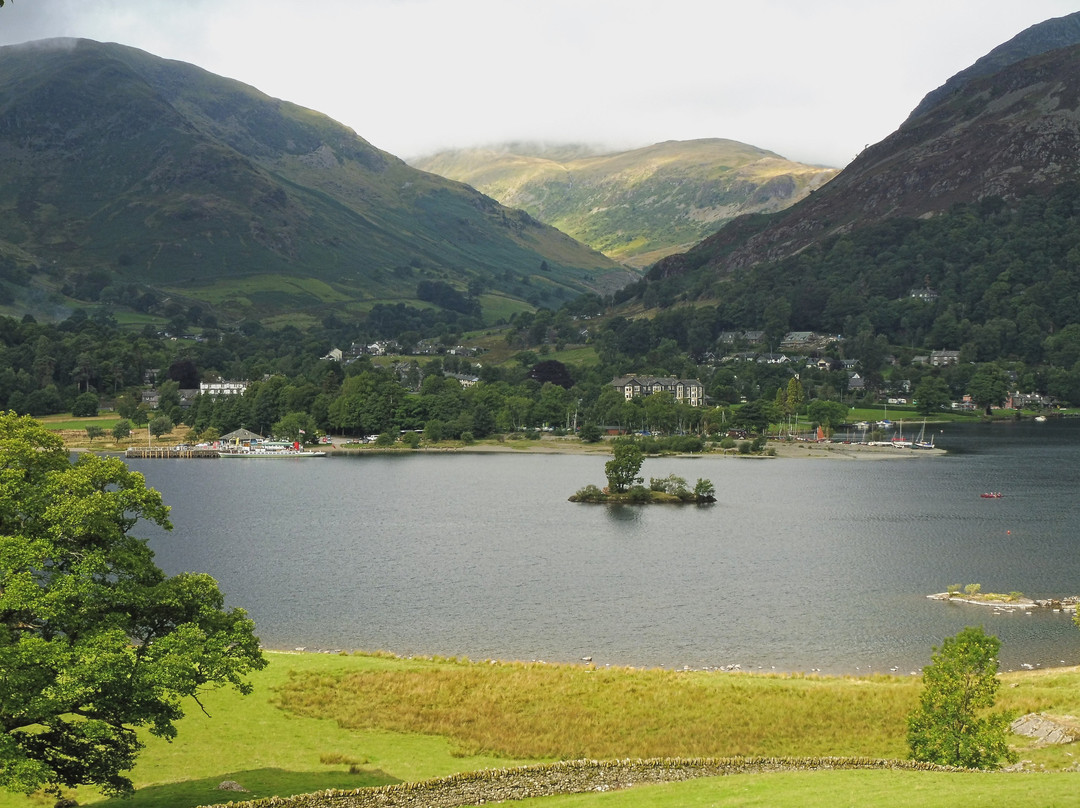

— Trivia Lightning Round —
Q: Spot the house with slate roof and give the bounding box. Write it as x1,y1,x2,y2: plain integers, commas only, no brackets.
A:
610,375,705,407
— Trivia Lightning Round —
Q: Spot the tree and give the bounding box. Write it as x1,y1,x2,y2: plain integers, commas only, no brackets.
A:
733,398,779,435
914,376,952,415
111,419,131,440
605,441,644,493
85,425,105,442
906,626,1017,769
966,366,1009,416
148,414,174,439
272,411,318,443
70,391,99,418
806,399,847,432
0,412,267,796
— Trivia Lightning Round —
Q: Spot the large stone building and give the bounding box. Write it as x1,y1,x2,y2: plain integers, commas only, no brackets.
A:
610,375,705,407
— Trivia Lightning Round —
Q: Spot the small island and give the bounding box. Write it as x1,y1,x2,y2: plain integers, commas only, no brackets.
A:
569,441,716,504
928,583,1079,613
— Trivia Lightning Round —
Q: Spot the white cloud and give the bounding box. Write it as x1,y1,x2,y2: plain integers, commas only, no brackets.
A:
0,0,1077,166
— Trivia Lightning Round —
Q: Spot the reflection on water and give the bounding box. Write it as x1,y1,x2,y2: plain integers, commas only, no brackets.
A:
604,505,645,523
129,420,1080,674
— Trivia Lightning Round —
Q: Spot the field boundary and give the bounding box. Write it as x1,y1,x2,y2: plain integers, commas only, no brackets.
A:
198,756,960,808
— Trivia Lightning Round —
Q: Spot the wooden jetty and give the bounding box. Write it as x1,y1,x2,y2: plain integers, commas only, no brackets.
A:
124,447,221,459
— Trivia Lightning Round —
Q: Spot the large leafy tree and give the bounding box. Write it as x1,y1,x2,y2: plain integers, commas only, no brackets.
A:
966,366,1010,415
0,412,267,797
914,375,952,415
906,626,1016,769
604,441,644,493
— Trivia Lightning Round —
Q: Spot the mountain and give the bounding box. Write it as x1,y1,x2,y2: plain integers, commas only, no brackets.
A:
593,13,1080,374
908,10,1080,121
0,39,630,325
411,140,837,269
648,13,1080,283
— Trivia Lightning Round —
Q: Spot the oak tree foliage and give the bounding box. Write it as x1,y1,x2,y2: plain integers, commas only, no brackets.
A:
0,412,267,797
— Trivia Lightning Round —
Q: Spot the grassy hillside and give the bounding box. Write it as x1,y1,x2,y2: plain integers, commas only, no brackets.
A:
4,651,1077,808
0,39,632,325
412,140,838,268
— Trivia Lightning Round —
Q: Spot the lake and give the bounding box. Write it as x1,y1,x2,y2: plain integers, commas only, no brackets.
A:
127,419,1080,675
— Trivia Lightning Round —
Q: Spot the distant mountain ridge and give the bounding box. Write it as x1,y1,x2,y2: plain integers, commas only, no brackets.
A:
412,140,838,269
0,39,628,324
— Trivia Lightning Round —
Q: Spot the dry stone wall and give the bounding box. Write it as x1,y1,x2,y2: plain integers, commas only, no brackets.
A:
199,757,959,808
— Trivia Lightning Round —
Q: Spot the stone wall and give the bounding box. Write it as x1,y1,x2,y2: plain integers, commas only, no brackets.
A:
199,757,959,808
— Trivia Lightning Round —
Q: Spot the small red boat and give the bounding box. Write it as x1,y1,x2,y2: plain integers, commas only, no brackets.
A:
980,492,1004,498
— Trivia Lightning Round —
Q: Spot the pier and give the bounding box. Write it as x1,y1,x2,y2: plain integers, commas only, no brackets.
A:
124,447,220,459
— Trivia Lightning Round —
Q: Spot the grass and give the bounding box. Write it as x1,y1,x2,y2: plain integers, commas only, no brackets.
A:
505,770,1080,807
35,413,123,432
0,652,520,808
275,658,918,760
2,652,1079,808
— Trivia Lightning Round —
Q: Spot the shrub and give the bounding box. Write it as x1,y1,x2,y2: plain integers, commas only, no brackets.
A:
694,478,716,501
738,441,751,454
650,474,689,497
627,485,652,503
579,423,603,443
571,484,604,503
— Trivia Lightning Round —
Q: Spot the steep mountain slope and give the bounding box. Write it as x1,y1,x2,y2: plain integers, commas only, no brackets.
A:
412,140,837,268
0,39,629,324
649,37,1080,285
908,10,1080,121
648,12,1080,284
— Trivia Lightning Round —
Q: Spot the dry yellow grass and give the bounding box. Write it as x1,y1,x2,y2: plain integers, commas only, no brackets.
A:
275,657,918,761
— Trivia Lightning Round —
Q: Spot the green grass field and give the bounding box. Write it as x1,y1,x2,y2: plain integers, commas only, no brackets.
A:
3,651,1078,808
506,769,1080,808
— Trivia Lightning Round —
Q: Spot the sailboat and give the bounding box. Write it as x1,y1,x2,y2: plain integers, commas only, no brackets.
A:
912,420,935,449
891,419,913,448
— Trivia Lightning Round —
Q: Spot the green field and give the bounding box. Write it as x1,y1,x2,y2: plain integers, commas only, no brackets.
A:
4,651,1078,808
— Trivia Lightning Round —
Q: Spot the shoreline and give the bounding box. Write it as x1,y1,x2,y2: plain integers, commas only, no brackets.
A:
72,436,946,460
259,645,1080,679
323,437,947,460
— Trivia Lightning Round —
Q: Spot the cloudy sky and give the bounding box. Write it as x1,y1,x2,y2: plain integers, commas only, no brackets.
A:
1,1,1077,167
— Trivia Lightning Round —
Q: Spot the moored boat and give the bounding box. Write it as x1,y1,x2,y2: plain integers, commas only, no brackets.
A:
218,440,326,458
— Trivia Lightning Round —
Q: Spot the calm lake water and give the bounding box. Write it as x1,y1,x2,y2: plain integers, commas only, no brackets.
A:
127,419,1080,675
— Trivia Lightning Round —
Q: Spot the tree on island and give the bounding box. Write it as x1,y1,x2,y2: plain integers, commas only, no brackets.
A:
572,442,715,504
906,626,1016,769
0,412,267,797
605,441,644,493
